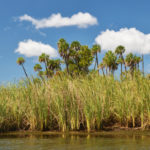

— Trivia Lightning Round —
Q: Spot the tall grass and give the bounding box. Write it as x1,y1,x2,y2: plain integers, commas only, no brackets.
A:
0,74,150,132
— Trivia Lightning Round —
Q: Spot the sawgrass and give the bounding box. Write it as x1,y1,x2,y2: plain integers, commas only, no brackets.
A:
0,74,150,132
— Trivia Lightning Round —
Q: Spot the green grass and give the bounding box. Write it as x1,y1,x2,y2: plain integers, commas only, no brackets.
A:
0,74,150,132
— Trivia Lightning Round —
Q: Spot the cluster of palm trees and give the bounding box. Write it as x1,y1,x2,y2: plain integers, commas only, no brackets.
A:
37,53,61,78
58,38,93,74
17,39,144,79
98,45,143,77
17,53,61,79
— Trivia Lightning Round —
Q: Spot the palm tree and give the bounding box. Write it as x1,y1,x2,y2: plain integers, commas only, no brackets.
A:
47,59,61,75
102,57,108,75
125,53,133,68
58,38,70,74
92,44,101,70
70,41,81,51
39,53,49,77
34,64,42,72
98,62,105,76
117,57,124,76
103,51,118,75
137,56,142,70
70,41,81,71
17,57,29,79
78,45,93,74
125,53,137,77
38,71,44,79
39,53,49,69
54,59,62,71
115,45,125,75
34,64,43,78
133,55,142,70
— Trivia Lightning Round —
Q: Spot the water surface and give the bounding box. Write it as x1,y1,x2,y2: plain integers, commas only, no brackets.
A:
0,131,150,150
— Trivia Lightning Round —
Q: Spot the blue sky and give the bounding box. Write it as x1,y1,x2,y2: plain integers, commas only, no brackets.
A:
1,0,150,82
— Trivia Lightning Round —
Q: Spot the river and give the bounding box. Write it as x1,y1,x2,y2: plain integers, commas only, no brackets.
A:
0,131,150,150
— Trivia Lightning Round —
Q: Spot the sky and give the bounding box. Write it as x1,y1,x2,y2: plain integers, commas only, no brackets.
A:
1,0,150,83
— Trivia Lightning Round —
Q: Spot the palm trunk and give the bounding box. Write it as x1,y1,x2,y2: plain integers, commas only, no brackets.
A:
96,53,99,74
21,64,29,79
102,68,105,77
94,60,96,70
121,63,122,75
76,60,81,72
124,64,127,72
142,54,144,76
109,67,111,75
106,67,108,75
44,62,49,78
96,53,99,68
124,64,127,77
39,74,44,81
112,69,114,76
123,58,127,72
131,66,134,79
66,61,69,74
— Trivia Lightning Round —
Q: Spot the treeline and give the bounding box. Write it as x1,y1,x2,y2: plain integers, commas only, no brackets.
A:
17,39,144,79
0,39,149,132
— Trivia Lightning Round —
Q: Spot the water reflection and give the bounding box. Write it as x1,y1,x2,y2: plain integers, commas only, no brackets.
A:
0,131,150,150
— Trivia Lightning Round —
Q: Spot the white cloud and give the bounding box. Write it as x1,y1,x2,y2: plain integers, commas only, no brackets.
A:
19,12,98,29
15,39,58,57
95,28,150,54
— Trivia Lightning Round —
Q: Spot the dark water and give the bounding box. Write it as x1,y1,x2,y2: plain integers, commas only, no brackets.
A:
0,131,150,150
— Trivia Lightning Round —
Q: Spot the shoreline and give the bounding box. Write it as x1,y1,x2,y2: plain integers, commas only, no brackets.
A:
0,127,150,136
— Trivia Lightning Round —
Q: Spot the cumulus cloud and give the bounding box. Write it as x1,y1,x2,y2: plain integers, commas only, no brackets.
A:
15,39,58,57
95,28,150,54
19,12,98,29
